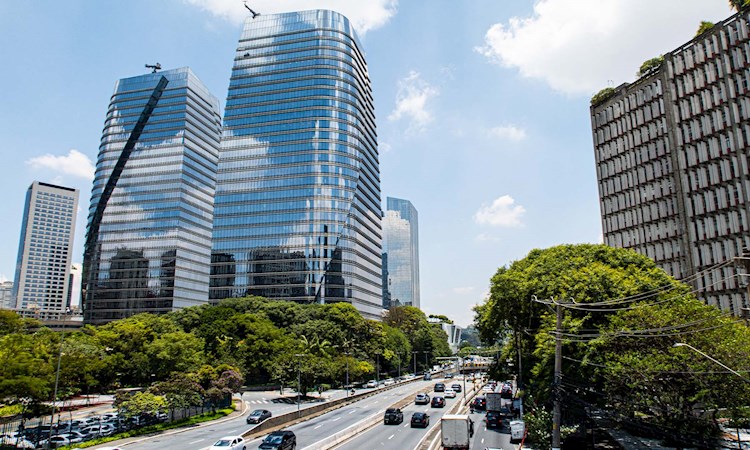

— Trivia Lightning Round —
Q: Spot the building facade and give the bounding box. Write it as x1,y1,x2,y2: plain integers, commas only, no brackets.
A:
12,181,79,319
210,10,384,319
591,10,750,314
382,197,420,308
0,281,12,310
83,68,222,324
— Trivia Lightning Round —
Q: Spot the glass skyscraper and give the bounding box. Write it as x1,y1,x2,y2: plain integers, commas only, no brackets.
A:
12,181,79,319
382,197,420,308
210,10,384,319
83,68,221,324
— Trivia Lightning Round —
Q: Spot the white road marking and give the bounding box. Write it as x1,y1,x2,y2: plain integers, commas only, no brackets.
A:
388,434,394,440
188,439,205,444
403,423,409,428
481,438,485,444
332,417,341,421
314,424,323,429
348,410,356,414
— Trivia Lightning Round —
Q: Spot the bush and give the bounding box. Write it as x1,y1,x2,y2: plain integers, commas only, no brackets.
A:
696,21,715,37
590,87,615,106
638,55,664,77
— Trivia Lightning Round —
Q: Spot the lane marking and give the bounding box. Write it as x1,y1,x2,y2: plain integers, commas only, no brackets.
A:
388,434,394,440
348,410,356,414
332,417,341,421
188,439,205,444
314,424,323,429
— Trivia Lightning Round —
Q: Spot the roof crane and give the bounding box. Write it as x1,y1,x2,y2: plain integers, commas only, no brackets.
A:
145,63,162,73
243,1,260,18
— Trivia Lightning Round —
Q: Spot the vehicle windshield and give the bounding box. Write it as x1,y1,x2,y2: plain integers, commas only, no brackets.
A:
250,411,262,416
213,439,231,446
264,435,283,444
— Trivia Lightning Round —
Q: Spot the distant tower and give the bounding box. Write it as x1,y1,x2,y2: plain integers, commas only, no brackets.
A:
382,197,420,308
83,67,221,324
12,181,79,319
210,10,383,319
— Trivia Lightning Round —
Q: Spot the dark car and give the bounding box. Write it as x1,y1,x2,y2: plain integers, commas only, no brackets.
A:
498,406,513,419
500,385,513,399
410,412,430,428
451,383,462,393
485,411,503,428
384,408,403,425
430,396,445,408
247,409,272,424
471,396,487,411
259,430,296,450
415,393,431,405
434,383,445,392
423,373,432,381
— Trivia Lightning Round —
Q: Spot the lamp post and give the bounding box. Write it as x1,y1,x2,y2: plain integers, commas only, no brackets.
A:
673,342,749,446
294,354,305,417
672,343,750,382
412,351,418,375
423,351,429,373
344,351,350,398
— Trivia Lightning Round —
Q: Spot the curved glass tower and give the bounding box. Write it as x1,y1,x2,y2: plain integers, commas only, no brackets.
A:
211,10,383,319
83,68,222,324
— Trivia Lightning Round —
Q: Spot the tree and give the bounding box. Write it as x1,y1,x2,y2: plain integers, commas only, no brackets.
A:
637,55,664,77
150,373,204,419
729,0,750,12
115,391,167,419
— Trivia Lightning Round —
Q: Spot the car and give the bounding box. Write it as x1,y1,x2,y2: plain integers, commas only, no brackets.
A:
415,393,431,405
1,436,35,449
366,380,378,388
472,396,487,411
451,383,462,393
430,396,445,408
434,382,445,392
410,412,430,428
445,373,454,379
500,386,513,399
259,430,296,450
485,411,503,428
443,388,456,398
384,408,403,425
384,378,395,386
246,409,272,424
208,435,247,450
39,434,81,449
423,372,432,380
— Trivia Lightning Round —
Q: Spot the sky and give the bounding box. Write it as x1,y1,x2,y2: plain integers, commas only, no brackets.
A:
0,0,735,327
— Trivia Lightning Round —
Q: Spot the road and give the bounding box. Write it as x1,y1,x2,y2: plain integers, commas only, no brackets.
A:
468,409,514,449
118,378,436,450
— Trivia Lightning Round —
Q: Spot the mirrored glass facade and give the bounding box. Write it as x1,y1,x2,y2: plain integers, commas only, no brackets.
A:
211,10,384,319
382,197,420,308
83,68,221,324
12,181,78,319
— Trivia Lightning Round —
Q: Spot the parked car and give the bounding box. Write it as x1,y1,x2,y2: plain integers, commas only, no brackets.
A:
434,382,446,392
39,434,81,449
384,378,395,386
410,412,430,428
208,435,246,450
246,409,272,424
451,383,462,393
384,408,403,425
365,380,378,388
415,393,431,405
431,396,445,408
258,430,296,450
443,388,456,398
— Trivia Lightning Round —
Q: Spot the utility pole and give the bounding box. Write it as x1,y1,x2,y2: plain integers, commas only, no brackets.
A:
413,351,418,375
552,300,563,450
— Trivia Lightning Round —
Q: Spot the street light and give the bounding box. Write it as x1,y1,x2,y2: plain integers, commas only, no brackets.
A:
294,354,305,417
423,351,429,373
412,351,418,375
344,351,350,398
672,343,750,382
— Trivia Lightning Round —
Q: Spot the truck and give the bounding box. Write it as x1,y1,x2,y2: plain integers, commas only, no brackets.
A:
510,420,526,442
441,414,474,449
486,392,504,412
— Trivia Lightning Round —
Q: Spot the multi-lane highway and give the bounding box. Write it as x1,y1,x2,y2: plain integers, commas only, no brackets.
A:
117,378,437,450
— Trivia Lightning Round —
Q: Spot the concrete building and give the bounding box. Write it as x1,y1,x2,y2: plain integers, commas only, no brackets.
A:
210,10,383,319
0,281,13,310
382,197,420,308
591,10,750,315
83,68,221,324
12,181,79,319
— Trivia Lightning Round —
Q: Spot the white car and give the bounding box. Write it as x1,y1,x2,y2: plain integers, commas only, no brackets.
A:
366,380,378,388
208,435,247,450
444,389,456,398
40,434,82,448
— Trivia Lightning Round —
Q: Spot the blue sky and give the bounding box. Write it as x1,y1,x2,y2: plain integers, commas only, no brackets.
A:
0,0,734,326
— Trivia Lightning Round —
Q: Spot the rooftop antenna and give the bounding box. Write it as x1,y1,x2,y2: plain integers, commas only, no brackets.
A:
145,63,162,73
243,1,260,18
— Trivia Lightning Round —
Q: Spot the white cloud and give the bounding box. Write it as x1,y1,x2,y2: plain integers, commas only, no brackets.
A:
476,0,732,95
0,274,8,283
184,0,398,34
452,286,476,295
27,149,95,181
474,195,525,227
380,142,393,153
388,71,439,134
487,125,527,142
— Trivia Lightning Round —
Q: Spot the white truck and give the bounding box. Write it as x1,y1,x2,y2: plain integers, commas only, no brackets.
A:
441,414,474,449
486,392,504,411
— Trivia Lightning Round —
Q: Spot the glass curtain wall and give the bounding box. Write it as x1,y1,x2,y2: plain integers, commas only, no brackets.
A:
211,10,384,319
